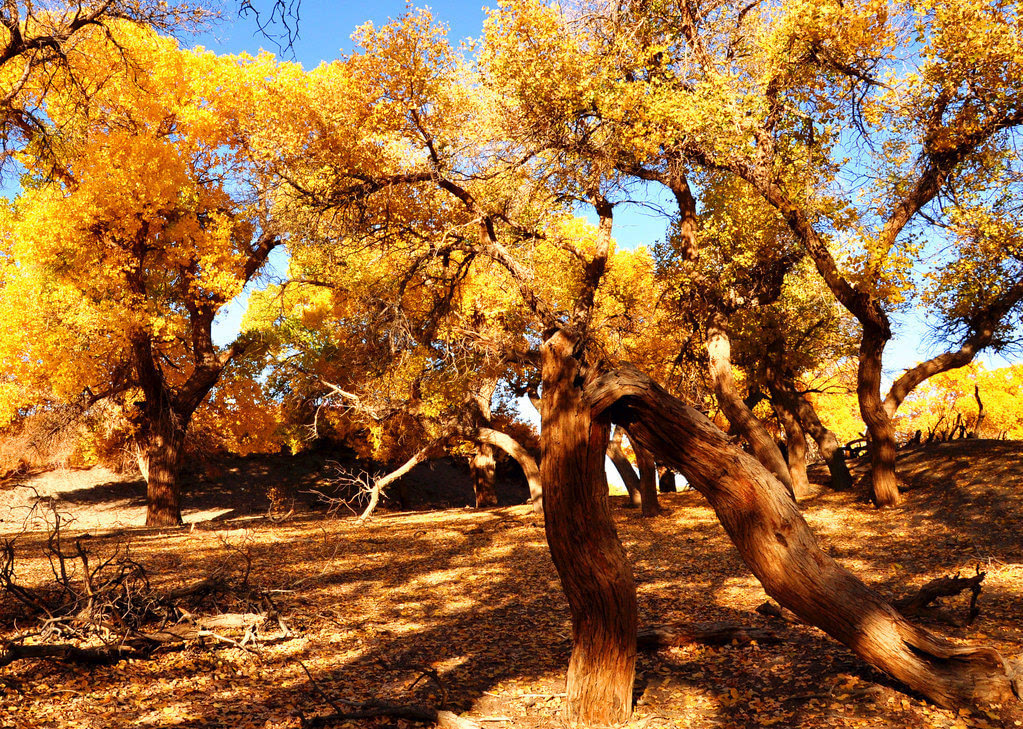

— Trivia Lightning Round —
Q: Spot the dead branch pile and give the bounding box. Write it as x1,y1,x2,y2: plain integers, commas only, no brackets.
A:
0,508,293,667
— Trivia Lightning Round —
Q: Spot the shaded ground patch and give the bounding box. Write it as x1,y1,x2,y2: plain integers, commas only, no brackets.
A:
1,441,1021,728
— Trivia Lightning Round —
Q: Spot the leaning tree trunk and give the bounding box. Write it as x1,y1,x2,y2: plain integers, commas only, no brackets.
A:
541,332,636,728
772,398,811,500
795,394,853,491
470,441,498,508
859,328,900,507
476,427,543,512
588,365,1020,717
706,313,794,496
136,410,188,527
767,373,853,492
631,435,661,516
607,426,643,508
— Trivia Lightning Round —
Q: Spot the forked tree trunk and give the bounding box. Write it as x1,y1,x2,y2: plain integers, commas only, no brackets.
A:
706,314,794,496
471,441,498,508
476,427,543,512
541,332,636,728
859,329,900,507
607,426,643,507
766,372,853,491
588,366,1020,717
772,399,811,500
632,436,661,516
137,412,188,527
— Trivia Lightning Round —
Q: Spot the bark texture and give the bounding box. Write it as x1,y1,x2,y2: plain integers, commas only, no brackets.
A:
632,436,661,516
859,328,901,507
541,333,636,728
706,314,794,495
772,398,811,500
470,442,498,508
136,409,187,527
588,365,1021,715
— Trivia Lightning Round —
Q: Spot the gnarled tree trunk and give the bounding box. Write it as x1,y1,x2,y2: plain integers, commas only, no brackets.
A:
541,332,636,728
469,380,500,508
767,372,852,491
588,365,1020,716
475,427,543,512
632,435,661,516
859,328,900,507
706,313,794,496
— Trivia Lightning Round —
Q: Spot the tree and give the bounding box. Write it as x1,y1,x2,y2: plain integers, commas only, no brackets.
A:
485,0,1023,508
0,24,288,525
0,1,208,176
246,7,1022,725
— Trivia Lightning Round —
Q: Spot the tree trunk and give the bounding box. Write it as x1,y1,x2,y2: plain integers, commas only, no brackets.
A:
657,466,677,492
357,435,448,524
476,427,543,512
632,435,661,516
469,380,500,508
137,412,187,527
588,365,1020,716
859,328,900,507
767,374,853,491
471,441,498,508
706,313,794,496
772,398,811,500
541,332,636,728
973,385,986,436
607,426,643,507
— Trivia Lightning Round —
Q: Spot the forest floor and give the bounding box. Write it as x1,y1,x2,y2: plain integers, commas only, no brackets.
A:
1,439,1022,728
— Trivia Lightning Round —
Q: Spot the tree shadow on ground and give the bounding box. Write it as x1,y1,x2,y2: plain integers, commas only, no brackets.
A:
3,443,1022,728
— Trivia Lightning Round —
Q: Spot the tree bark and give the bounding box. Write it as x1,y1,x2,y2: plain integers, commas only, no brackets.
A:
476,427,543,512
706,313,794,496
768,376,853,491
470,441,498,508
632,435,661,516
657,466,677,492
859,327,900,507
587,365,1020,715
771,398,811,500
607,426,643,507
137,410,187,527
973,385,986,436
541,332,636,728
791,389,853,491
